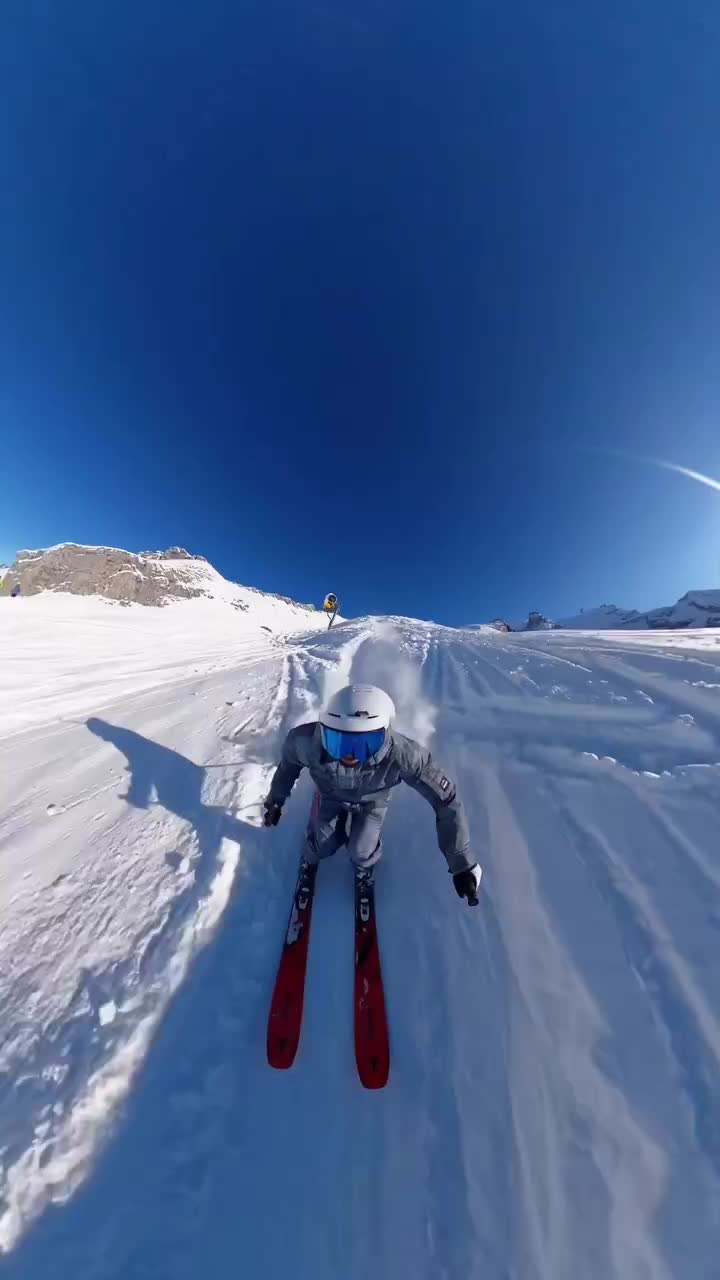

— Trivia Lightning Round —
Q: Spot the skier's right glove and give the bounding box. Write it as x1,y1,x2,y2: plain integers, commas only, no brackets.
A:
263,798,283,827
453,864,482,906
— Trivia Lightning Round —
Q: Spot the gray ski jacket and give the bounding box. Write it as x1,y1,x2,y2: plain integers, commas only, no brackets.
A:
268,723,472,875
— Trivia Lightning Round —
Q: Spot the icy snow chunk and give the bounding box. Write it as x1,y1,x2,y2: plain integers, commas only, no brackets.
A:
98,1001,117,1026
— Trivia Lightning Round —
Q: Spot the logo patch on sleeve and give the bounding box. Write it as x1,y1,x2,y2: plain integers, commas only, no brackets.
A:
440,777,450,791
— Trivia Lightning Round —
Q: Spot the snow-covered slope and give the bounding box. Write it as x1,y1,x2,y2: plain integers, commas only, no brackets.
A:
2,598,720,1278
0,590,329,739
556,603,644,628
640,589,720,629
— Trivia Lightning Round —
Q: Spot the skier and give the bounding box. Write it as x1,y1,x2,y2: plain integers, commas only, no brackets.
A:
263,683,481,905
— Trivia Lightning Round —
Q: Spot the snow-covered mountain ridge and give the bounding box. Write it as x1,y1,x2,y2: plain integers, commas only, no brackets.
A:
0,543,318,613
508,589,720,632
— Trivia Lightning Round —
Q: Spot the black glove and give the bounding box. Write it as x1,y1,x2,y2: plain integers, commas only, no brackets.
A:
263,798,283,827
453,865,481,906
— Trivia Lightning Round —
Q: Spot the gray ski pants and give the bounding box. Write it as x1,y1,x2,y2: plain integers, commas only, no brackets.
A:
304,795,389,870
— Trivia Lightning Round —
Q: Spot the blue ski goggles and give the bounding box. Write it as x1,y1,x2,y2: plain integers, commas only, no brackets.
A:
321,725,386,762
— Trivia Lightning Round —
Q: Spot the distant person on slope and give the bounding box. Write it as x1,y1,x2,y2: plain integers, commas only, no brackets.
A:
263,683,481,905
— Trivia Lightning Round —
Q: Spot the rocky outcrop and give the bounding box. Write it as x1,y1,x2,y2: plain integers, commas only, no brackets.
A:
524,611,561,631
0,543,316,612
138,547,208,562
0,545,213,606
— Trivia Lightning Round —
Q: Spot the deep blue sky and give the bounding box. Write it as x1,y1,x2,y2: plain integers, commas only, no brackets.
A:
3,1,720,624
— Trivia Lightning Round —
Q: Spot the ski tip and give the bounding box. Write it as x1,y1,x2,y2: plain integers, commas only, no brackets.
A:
267,1033,299,1071
361,1073,389,1090
356,1047,390,1090
358,1064,389,1090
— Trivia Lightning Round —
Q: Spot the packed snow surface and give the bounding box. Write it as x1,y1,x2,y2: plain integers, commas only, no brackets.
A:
2,595,720,1279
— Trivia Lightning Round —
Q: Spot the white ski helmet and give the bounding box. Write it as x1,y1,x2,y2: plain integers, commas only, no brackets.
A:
320,684,395,732
319,684,395,762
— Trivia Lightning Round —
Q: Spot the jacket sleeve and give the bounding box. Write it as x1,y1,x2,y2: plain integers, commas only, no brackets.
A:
268,730,305,805
399,744,472,875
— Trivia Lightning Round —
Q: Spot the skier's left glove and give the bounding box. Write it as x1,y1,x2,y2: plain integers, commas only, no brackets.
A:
263,798,283,827
453,863,482,906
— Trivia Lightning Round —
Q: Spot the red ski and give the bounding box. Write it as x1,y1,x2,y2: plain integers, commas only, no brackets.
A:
354,868,390,1089
266,797,320,1071
267,796,390,1088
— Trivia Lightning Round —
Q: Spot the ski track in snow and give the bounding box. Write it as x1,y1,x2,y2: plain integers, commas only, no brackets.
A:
1,601,720,1278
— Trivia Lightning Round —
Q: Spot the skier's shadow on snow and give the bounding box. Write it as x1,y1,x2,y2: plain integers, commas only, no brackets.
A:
4,719,283,1278
0,717,261,1257
87,717,251,859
